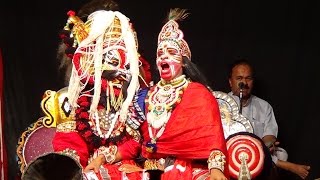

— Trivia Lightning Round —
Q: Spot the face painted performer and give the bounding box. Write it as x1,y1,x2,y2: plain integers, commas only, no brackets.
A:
22,1,152,179
140,8,230,180
58,0,152,90
66,12,145,180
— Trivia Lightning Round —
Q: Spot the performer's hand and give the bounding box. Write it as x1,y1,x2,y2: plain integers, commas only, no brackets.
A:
210,168,228,180
84,155,105,173
268,141,280,153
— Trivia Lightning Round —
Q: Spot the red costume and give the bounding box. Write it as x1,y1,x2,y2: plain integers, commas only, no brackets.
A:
142,82,226,159
142,82,229,179
140,8,229,179
50,9,147,180
21,1,152,179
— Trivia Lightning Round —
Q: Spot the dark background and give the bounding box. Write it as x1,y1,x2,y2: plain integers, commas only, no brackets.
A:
1,0,319,179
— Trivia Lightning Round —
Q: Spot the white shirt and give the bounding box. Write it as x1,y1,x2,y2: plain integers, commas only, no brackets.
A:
228,92,278,139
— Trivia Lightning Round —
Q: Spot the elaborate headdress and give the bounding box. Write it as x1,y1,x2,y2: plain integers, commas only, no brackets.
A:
64,10,140,120
157,8,191,60
58,0,152,90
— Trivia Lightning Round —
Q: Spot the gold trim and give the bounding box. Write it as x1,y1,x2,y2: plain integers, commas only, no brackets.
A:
207,150,226,172
56,121,77,132
16,118,45,173
144,158,165,171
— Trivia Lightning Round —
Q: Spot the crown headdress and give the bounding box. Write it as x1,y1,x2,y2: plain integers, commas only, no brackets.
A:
63,10,139,120
158,8,191,60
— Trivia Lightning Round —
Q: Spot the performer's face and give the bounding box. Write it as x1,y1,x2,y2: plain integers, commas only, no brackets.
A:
229,64,254,99
156,41,183,81
103,47,126,71
102,47,128,83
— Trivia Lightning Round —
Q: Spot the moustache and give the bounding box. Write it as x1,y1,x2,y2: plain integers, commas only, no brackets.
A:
238,82,249,89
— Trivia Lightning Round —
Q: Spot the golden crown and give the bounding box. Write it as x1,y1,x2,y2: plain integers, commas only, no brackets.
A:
63,10,138,50
63,11,89,47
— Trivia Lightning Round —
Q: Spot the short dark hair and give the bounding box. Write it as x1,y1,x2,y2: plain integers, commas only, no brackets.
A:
228,58,255,78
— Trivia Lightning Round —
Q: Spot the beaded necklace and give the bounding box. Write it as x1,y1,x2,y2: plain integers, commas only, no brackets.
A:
93,81,125,139
145,75,189,153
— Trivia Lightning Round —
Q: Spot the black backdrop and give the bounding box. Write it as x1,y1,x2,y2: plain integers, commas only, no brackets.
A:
1,0,319,179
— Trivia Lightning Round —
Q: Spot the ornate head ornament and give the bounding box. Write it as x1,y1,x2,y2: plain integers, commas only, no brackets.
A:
63,10,140,120
157,8,191,60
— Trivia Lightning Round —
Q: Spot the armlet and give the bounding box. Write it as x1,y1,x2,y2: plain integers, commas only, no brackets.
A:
207,150,226,172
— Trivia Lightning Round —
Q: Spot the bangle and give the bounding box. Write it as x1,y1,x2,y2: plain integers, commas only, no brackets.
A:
207,150,226,172
126,125,141,142
97,145,118,164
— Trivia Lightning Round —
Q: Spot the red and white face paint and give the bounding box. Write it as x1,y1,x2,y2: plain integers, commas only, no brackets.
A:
156,41,183,81
103,47,127,71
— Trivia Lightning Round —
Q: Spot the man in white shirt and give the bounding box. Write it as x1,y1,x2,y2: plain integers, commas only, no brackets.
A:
228,58,310,179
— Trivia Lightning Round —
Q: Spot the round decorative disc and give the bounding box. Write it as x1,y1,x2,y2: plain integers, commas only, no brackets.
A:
226,133,265,179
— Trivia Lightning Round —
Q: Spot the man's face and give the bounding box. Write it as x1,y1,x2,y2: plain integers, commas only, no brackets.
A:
156,41,183,81
229,64,254,99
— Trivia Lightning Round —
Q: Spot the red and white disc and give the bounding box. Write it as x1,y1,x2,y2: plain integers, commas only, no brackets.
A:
226,134,265,179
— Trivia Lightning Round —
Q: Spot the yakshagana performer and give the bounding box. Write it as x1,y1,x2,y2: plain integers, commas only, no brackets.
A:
48,2,152,179
140,8,230,180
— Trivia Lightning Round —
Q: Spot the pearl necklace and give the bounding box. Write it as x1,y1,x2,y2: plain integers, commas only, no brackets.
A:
94,110,120,139
92,82,125,139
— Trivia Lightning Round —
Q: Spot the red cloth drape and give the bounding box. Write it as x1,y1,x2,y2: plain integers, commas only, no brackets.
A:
0,49,8,180
141,82,230,178
142,82,228,159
